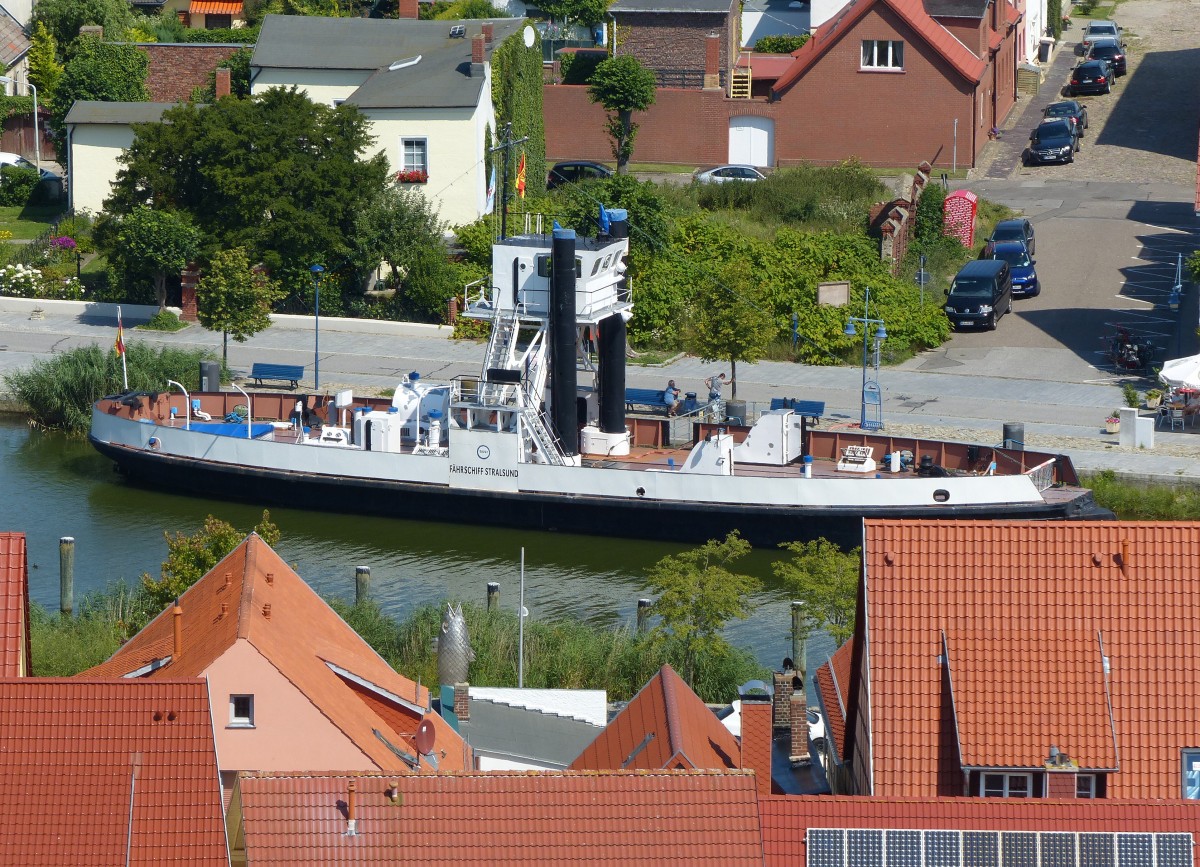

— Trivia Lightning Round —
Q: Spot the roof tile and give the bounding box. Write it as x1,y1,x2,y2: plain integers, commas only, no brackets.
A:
0,532,29,677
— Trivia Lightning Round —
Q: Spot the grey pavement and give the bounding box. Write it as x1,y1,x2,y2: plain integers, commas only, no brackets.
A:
3,297,1200,485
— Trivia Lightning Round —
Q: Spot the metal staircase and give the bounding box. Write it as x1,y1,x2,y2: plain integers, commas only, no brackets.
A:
519,407,565,465
483,310,521,372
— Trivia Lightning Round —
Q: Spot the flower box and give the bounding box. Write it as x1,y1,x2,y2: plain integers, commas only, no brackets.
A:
395,169,428,184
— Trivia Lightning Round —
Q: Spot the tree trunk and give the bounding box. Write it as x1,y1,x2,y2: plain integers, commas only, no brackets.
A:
222,330,228,366
730,359,737,399
617,110,632,174
154,274,167,310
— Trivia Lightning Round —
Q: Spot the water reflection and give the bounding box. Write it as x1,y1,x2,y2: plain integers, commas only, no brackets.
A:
0,417,834,677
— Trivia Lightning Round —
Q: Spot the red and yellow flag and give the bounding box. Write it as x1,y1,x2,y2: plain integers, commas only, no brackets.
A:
515,150,527,199
115,307,125,356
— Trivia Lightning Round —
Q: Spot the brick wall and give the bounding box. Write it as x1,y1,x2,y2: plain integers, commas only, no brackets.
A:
1046,769,1078,798
614,9,734,80
140,44,242,103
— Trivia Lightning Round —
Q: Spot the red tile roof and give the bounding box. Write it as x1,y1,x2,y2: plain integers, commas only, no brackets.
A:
569,664,741,771
0,532,29,677
0,678,226,866
234,770,764,864
773,0,986,95
761,795,1200,866
81,533,468,773
814,640,853,762
861,520,1200,799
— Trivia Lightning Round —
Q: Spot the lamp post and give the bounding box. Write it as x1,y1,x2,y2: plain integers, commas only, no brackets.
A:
310,264,325,391
843,286,888,431
0,76,36,170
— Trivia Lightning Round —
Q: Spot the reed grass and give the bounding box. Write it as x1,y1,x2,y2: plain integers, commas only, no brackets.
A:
1084,470,1200,520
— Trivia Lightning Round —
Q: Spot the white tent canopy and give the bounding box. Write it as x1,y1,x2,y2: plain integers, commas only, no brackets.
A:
1159,354,1200,389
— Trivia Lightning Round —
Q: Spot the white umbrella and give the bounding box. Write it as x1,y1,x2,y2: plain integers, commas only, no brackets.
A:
1159,354,1200,389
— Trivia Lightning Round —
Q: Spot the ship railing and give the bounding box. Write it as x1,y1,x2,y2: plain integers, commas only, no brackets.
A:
451,377,522,409
1024,458,1057,491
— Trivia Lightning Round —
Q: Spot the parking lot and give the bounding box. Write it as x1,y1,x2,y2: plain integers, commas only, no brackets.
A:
935,0,1200,375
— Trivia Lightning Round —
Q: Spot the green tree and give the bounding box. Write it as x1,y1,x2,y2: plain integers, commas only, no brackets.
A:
914,182,947,246
772,539,860,646
685,261,775,398
137,513,281,627
50,36,149,140
353,185,446,292
33,0,134,53
27,22,64,106
191,46,253,102
107,88,388,299
753,34,809,53
587,54,657,174
538,0,609,26
1187,250,1200,284
196,247,285,365
102,207,201,310
644,531,761,686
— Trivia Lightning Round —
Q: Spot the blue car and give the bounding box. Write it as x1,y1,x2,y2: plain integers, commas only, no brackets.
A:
985,240,1039,297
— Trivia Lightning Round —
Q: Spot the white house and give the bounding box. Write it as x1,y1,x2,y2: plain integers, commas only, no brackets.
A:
250,15,522,229
63,102,174,214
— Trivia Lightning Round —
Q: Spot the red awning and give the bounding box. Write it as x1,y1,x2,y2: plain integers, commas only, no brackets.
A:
189,0,243,14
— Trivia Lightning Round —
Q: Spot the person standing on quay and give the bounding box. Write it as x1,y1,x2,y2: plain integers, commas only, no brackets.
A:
705,372,731,402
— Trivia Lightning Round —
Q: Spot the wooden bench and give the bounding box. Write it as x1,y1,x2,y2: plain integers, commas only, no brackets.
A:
769,398,825,423
250,363,305,389
625,387,668,413
836,445,876,473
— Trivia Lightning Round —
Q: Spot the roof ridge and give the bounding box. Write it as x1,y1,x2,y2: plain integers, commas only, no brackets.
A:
237,532,260,640
239,767,758,779
660,665,686,758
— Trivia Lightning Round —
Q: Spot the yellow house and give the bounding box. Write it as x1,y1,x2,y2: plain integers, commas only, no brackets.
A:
63,101,174,215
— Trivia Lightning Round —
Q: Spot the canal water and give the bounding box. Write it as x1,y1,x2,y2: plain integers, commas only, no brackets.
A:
0,416,835,678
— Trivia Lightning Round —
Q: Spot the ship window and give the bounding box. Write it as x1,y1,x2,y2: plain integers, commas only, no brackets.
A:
590,258,602,276
536,255,583,278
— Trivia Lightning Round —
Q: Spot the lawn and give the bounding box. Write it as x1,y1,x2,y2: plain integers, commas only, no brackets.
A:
0,204,68,239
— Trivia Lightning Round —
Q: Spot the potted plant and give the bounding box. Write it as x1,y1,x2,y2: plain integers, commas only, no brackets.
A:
1145,389,1164,409
395,169,428,184
1105,412,1121,434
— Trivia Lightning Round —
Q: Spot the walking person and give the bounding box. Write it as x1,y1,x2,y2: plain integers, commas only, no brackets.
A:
663,379,681,416
705,372,731,402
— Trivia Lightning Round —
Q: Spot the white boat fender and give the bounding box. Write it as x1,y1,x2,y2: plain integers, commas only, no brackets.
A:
803,454,812,479
890,451,901,473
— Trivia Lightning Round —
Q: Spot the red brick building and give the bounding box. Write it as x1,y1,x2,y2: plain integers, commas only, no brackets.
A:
608,0,740,89
545,0,1019,170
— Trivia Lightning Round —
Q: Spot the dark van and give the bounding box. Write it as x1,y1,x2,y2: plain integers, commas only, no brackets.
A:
944,259,1012,330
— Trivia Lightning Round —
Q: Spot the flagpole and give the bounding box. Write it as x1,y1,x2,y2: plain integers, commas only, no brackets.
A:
117,305,128,390
518,546,525,689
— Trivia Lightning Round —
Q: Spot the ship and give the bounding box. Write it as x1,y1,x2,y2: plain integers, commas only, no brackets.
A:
89,210,1107,547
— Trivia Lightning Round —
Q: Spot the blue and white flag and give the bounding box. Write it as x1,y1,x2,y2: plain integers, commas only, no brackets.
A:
484,165,496,214
598,204,611,234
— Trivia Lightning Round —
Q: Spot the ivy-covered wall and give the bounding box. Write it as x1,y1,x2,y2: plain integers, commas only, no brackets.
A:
491,27,546,194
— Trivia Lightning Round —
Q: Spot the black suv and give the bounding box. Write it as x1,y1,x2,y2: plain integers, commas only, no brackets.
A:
1042,100,1088,137
546,161,613,190
1026,119,1079,165
1087,38,1127,76
1070,59,1114,95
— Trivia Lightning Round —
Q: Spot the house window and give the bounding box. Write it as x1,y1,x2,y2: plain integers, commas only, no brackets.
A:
402,138,428,174
1184,750,1200,799
1076,774,1097,798
861,40,904,70
981,772,1031,797
229,694,254,728
205,13,232,29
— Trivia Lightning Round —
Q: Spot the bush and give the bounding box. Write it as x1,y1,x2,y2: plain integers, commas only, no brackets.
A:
559,49,606,84
143,309,186,331
0,165,41,206
1085,470,1200,520
753,34,810,53
913,182,946,246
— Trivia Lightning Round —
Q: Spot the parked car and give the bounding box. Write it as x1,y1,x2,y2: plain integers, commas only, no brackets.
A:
987,218,1036,257
0,151,60,182
1087,37,1128,75
546,160,613,190
984,240,1039,297
1042,100,1088,136
944,259,1013,330
1070,59,1114,95
693,164,766,183
1081,20,1120,52
1025,119,1079,165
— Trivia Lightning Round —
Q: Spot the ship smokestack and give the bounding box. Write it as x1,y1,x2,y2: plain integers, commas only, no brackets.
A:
550,227,579,455
598,209,629,435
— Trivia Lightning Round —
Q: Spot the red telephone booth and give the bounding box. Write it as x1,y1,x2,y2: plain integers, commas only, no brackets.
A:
943,189,978,247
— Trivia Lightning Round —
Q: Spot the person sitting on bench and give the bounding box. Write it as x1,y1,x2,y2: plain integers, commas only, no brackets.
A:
663,380,681,417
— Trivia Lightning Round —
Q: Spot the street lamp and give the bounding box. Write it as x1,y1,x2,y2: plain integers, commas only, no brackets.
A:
0,75,38,171
843,286,888,431
310,264,325,391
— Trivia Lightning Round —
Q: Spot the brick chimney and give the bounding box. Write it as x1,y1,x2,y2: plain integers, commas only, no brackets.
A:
483,22,494,44
772,671,793,730
453,682,470,721
396,0,418,18
790,686,808,758
704,32,721,90
215,68,231,99
740,696,774,799
472,33,485,64
1044,746,1078,797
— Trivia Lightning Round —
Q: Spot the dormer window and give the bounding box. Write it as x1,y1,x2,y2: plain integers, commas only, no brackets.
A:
230,694,255,728
981,772,1031,797
1184,749,1200,798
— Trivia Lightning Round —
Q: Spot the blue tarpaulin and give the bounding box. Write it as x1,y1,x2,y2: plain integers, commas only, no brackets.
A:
189,422,275,439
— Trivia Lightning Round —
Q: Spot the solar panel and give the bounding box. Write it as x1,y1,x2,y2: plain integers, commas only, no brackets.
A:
1081,833,1115,867
1118,834,1154,867
1004,831,1039,867
810,829,845,867
449,24,466,37
1156,834,1194,867
965,831,999,867
928,831,961,867
886,830,922,867
1041,832,1077,867
849,829,883,867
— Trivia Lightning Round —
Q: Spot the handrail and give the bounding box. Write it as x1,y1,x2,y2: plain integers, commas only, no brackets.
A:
167,379,190,430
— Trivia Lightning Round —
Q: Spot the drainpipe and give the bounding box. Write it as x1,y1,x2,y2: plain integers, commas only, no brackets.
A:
172,600,183,660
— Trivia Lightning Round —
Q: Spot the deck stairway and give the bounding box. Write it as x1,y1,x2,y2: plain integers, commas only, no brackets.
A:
520,406,566,465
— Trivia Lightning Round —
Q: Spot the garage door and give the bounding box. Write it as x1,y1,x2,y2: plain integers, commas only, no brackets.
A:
728,116,774,167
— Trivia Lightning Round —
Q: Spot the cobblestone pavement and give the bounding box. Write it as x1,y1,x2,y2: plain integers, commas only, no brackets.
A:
972,0,1200,185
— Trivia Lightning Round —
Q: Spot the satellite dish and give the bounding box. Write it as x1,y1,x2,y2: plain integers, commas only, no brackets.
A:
523,25,535,48
415,716,437,756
